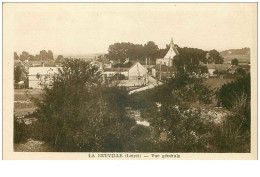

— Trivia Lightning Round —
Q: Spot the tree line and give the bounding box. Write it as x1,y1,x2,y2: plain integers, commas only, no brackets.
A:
105,41,224,65
14,50,54,61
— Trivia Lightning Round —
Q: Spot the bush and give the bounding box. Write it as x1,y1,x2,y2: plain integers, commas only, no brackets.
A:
14,117,29,143
211,114,250,152
214,74,251,152
216,74,250,110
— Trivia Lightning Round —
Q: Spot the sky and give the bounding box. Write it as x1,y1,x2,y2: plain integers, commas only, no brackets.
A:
4,3,257,56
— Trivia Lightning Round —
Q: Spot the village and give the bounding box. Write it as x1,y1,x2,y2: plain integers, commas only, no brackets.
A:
14,38,250,92
13,37,251,152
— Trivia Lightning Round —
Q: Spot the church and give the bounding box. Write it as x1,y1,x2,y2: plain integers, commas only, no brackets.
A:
156,38,179,67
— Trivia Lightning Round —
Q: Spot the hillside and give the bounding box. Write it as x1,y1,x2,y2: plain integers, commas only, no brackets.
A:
220,48,250,62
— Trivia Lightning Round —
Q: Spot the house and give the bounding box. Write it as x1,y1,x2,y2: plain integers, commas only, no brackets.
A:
152,65,177,80
103,62,148,86
200,63,231,77
28,67,61,89
103,61,148,79
156,37,179,67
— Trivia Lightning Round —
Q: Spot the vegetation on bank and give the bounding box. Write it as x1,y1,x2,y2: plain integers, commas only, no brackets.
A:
14,59,251,152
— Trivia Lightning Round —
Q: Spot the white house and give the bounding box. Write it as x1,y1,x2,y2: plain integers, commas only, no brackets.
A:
28,67,61,89
103,62,148,86
156,38,179,67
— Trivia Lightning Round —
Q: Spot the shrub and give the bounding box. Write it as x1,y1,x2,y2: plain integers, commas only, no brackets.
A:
14,117,29,143
216,74,250,110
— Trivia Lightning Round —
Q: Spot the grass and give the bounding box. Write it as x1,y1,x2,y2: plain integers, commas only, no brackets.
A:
203,78,235,90
201,78,235,107
221,53,250,62
14,89,44,116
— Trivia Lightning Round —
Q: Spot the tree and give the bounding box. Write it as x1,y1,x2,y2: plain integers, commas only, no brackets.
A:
19,51,30,61
34,59,135,151
144,41,159,60
107,42,132,62
231,58,239,66
14,65,23,83
107,41,159,63
39,50,48,60
56,55,64,62
209,49,224,64
47,50,54,60
217,74,250,111
14,52,19,60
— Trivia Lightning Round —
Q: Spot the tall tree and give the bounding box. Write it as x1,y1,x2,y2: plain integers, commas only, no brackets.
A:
14,52,19,60
39,50,48,60
14,65,23,83
144,41,159,60
209,49,224,64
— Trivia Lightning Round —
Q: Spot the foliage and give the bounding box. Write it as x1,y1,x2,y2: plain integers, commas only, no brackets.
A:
113,73,126,80
216,74,250,109
211,113,250,152
106,41,210,65
212,74,251,152
14,52,19,60
39,50,54,60
209,49,224,64
175,47,207,66
14,65,23,83
34,59,136,151
231,58,239,66
129,70,250,152
56,55,64,63
19,51,30,61
236,68,246,75
113,61,133,68
14,117,29,143
151,105,214,152
16,50,54,61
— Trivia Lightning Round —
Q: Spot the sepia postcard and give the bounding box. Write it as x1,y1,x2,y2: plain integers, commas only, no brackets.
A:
2,2,258,160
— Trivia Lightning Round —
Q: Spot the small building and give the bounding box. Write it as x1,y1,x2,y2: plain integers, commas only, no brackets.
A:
28,67,61,89
103,62,147,79
103,62,148,86
156,38,179,67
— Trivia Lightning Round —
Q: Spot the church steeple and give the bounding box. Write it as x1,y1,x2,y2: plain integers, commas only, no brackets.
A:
164,37,178,59
170,37,174,48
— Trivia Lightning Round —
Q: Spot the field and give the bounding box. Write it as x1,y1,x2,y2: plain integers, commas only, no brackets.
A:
221,53,250,62
203,78,235,90
14,89,43,117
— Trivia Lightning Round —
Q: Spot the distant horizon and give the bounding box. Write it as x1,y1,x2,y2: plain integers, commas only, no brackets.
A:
15,45,250,58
